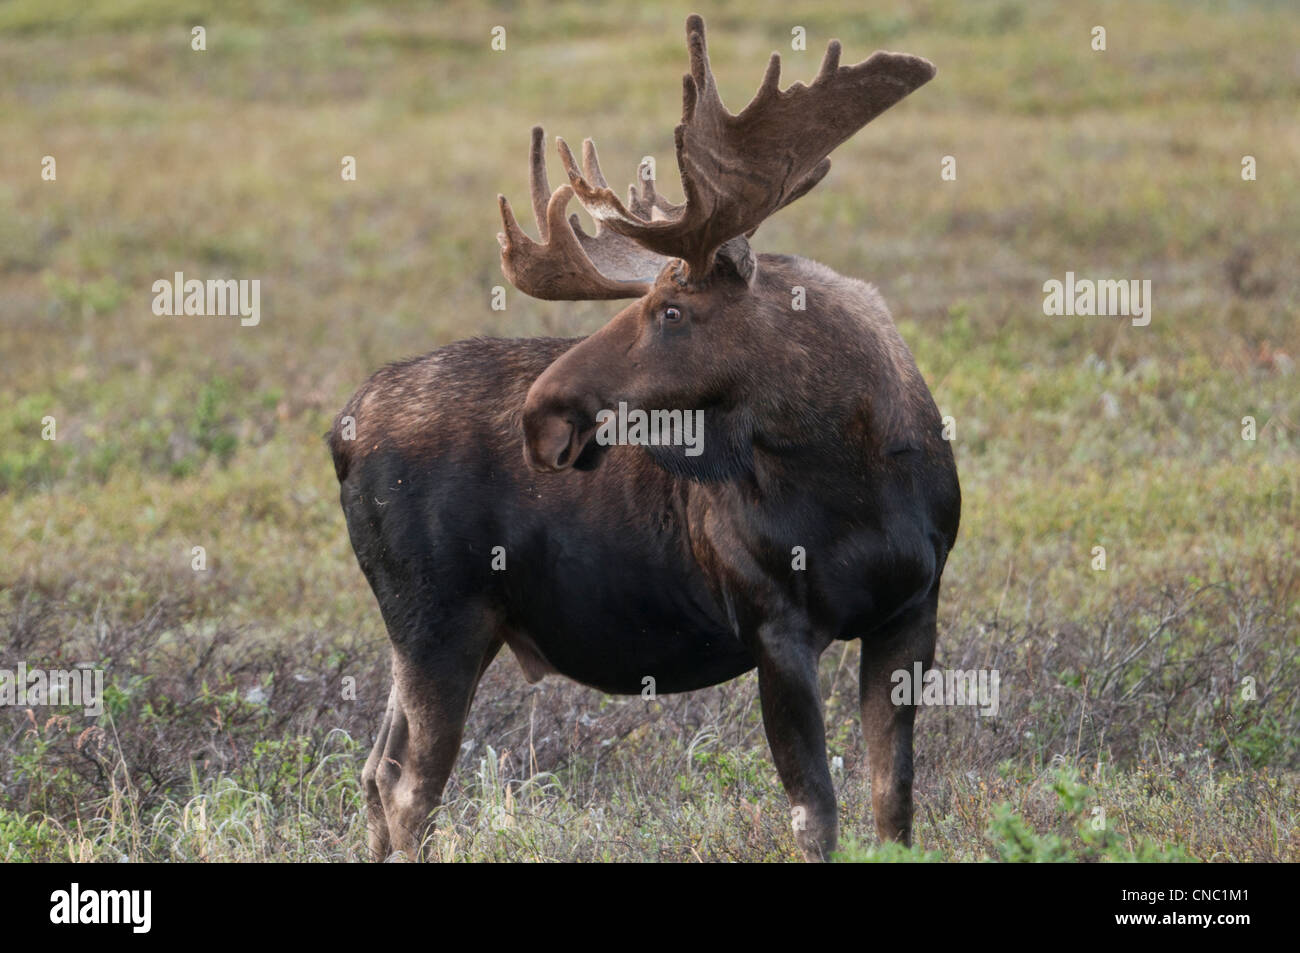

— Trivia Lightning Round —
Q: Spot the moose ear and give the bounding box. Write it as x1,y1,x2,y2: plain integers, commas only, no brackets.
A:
714,237,757,288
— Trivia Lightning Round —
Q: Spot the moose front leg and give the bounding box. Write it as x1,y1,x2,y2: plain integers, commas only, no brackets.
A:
755,625,837,861
858,589,938,845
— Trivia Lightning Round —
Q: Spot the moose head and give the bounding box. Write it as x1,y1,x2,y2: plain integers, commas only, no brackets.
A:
499,15,936,479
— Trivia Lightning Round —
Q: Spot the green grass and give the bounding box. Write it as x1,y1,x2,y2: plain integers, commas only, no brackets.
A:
1,0,1298,861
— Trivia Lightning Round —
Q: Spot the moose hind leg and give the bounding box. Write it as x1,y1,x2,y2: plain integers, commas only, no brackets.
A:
373,618,501,860
361,685,397,859
859,587,939,845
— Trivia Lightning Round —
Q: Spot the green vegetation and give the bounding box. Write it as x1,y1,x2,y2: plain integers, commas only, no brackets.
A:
1,0,1297,861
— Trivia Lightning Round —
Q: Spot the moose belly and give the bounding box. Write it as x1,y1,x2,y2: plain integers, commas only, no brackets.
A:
496,533,753,695
503,619,755,696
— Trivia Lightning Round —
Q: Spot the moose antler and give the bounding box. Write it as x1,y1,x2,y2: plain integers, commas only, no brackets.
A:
498,14,936,297
497,127,673,301
564,14,935,279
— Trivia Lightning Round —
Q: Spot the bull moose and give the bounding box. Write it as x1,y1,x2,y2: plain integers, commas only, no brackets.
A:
330,14,959,861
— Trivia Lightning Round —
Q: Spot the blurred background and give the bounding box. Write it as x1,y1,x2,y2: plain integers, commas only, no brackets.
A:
1,0,1297,861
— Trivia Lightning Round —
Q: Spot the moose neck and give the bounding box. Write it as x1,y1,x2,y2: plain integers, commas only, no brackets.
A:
692,255,926,512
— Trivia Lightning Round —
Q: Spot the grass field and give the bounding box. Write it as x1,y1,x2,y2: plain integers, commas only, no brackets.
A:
1,0,1297,861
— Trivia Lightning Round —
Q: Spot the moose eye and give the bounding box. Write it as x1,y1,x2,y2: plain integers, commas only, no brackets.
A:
662,306,683,324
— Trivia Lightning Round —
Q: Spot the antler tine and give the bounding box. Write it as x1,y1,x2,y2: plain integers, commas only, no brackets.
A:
627,178,647,217
681,13,723,123
527,125,551,242
815,40,841,82
638,159,657,206
556,138,593,199
580,139,609,190
754,52,782,104
496,190,533,253
629,156,684,221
